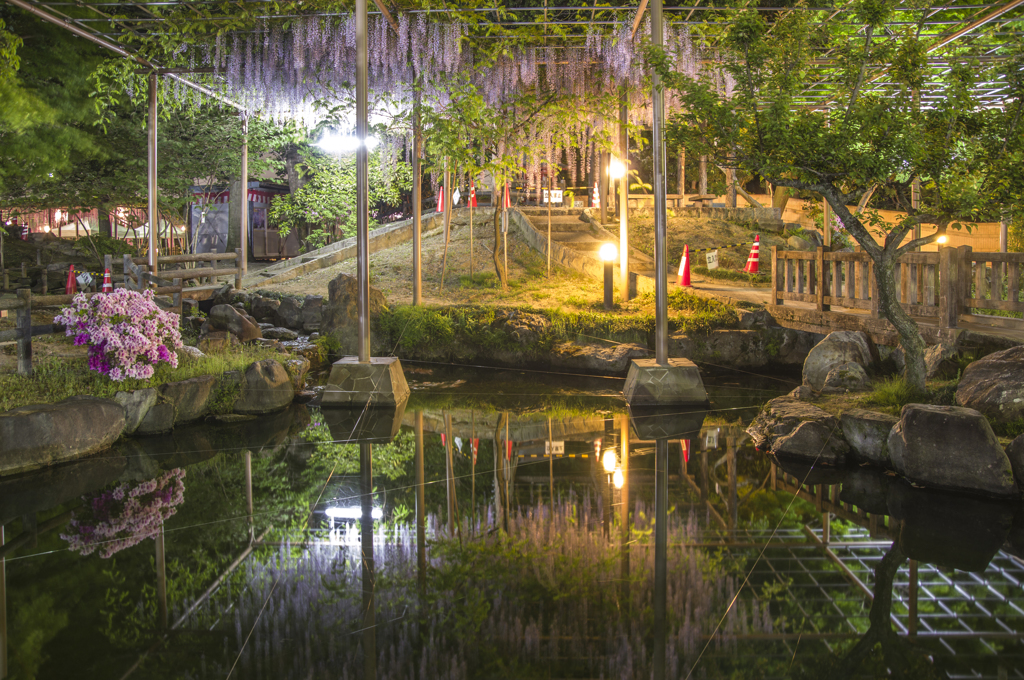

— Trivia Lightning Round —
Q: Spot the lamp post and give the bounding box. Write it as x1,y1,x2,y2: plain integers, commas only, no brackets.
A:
609,156,628,300
600,242,617,310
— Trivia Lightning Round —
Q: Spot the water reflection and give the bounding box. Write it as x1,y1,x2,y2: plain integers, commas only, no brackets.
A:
1,367,1023,678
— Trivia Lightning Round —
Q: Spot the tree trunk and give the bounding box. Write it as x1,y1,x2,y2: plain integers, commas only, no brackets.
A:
772,186,791,212
874,250,928,391
98,203,114,238
493,207,506,286
283,143,309,194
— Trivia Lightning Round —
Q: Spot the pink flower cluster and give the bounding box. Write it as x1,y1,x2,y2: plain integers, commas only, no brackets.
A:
54,289,183,381
61,468,187,558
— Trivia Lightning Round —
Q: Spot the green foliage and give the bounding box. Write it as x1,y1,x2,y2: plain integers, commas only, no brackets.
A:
268,149,411,248
0,17,22,84
73,234,136,258
8,593,68,679
314,333,342,363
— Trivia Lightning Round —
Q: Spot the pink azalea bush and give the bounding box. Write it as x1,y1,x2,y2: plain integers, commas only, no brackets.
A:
61,468,186,558
54,289,183,381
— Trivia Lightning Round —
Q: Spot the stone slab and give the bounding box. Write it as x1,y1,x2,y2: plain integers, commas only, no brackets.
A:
623,358,709,407
321,356,411,407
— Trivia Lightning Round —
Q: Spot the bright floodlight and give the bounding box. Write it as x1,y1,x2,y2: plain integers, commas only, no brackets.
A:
613,469,624,489
599,242,618,262
608,158,626,179
602,449,617,473
937,234,948,244
325,506,383,519
316,133,379,154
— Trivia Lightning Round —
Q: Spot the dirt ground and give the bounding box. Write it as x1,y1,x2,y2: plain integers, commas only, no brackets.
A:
630,215,786,272
259,213,627,310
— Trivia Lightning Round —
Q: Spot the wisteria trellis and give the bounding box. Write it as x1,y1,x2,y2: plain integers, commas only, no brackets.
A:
153,13,734,186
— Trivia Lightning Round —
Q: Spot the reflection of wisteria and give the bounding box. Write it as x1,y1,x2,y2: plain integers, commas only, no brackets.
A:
179,494,771,680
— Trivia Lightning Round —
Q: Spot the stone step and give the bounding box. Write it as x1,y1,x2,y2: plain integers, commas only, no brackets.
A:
526,219,592,232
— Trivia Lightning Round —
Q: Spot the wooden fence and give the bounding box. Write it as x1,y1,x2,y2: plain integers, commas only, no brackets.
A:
770,245,1024,331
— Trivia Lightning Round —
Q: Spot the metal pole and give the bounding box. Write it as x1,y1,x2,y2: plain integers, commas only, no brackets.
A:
547,172,553,277
1001,212,1009,253
599,151,609,224
239,117,248,276
653,438,668,680
652,0,668,365
147,72,159,277
446,412,455,535
359,442,376,680
356,0,370,362
415,411,426,601
412,88,422,305
619,91,630,302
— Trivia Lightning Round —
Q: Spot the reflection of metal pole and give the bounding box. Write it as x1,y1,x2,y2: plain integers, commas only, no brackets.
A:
619,414,630,607
359,442,376,680
471,411,476,530
548,417,554,508
355,0,370,363
415,412,426,601
147,73,159,277
547,172,553,277
651,0,668,365
653,438,668,680
412,89,422,306
1,526,7,680
909,559,918,636
727,438,737,532
244,450,253,543
155,524,168,630
445,412,455,536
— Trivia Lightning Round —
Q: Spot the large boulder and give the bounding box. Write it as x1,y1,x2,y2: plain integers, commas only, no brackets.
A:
159,375,217,424
492,310,550,346
233,359,295,414
887,403,1017,498
746,397,849,464
275,296,304,329
321,273,387,355
840,409,897,466
251,296,281,323
114,388,158,434
202,304,262,342
301,295,324,332
821,361,870,394
136,397,175,435
802,331,873,392
283,356,312,391
1002,434,1024,489
956,345,1024,424
198,331,240,354
924,341,960,380
0,397,126,475
264,327,299,341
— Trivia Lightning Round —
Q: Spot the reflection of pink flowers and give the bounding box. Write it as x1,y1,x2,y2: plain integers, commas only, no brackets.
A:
54,289,182,382
60,469,186,558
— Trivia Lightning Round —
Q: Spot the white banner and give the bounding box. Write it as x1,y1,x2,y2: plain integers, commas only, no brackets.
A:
706,250,719,270
542,188,564,204
452,188,461,206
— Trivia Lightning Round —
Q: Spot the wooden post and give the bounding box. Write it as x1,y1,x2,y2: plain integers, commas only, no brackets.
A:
2,269,7,291
40,269,47,293
959,246,973,317
16,289,31,377
816,247,829,312
770,246,780,306
155,524,168,629
938,246,958,329
822,199,831,248
234,248,243,291
20,263,26,280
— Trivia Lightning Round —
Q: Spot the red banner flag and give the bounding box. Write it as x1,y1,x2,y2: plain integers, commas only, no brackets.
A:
682,439,690,464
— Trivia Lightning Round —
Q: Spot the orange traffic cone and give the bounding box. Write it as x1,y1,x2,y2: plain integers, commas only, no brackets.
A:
744,235,761,273
65,264,78,295
677,245,692,287
101,268,113,293
436,186,445,213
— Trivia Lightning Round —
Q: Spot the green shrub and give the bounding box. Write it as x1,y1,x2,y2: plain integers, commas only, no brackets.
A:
864,376,924,413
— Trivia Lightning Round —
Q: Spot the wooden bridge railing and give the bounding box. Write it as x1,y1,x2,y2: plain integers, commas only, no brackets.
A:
770,245,1024,331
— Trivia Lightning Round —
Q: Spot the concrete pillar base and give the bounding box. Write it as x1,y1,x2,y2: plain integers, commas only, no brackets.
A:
624,358,708,407
322,356,410,407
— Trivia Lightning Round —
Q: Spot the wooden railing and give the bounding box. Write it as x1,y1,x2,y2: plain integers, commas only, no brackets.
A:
128,249,242,292
770,245,1024,331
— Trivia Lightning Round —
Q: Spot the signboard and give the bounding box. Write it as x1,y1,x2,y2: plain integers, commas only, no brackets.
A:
452,188,461,206
706,250,719,270
545,441,565,455
705,428,719,450
542,188,564,204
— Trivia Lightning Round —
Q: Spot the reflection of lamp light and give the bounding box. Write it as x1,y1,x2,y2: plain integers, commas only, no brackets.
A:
325,506,383,519
43,225,50,233
613,468,624,489
600,243,618,310
608,158,626,180
603,449,617,473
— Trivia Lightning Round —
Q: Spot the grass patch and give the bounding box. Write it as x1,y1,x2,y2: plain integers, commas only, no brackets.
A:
0,344,283,412
691,265,771,286
993,418,1024,439
863,375,926,414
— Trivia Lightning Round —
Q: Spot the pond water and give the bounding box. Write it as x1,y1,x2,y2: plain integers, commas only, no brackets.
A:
2,363,1023,680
